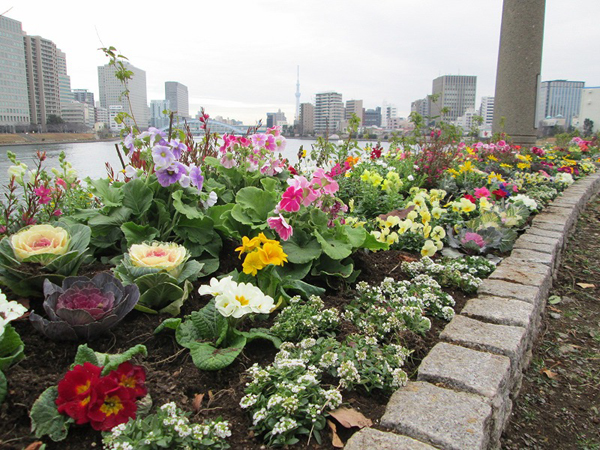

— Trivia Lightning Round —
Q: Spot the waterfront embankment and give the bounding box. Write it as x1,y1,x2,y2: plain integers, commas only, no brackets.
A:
0,133,118,147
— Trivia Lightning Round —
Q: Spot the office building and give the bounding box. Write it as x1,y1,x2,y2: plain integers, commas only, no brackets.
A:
479,96,495,126
430,75,477,124
0,16,30,130
165,81,189,119
61,100,94,129
381,102,398,128
299,102,314,135
411,98,430,122
536,80,585,128
573,87,600,134
95,104,108,126
109,105,125,132
345,100,363,122
363,107,382,127
314,91,343,134
98,61,149,128
73,89,95,109
24,35,63,130
150,99,170,129
56,50,72,105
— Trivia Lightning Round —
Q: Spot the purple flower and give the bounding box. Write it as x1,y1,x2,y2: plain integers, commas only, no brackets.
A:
156,162,187,187
189,165,204,190
138,127,167,147
123,133,135,156
152,145,175,169
169,139,187,159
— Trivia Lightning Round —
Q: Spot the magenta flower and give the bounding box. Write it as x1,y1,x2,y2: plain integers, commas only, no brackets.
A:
267,214,293,241
279,187,304,212
267,125,282,136
311,168,339,195
264,134,277,152
474,187,491,198
238,137,251,147
34,186,52,204
156,162,187,187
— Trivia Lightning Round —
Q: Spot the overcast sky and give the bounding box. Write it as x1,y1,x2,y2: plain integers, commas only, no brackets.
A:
4,0,599,124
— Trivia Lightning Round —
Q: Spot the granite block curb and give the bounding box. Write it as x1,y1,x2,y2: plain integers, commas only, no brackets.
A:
346,171,600,449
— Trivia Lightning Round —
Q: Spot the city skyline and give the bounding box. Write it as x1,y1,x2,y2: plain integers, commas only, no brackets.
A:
3,0,600,125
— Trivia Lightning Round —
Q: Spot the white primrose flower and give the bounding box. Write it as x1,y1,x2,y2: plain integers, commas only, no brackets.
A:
0,290,27,338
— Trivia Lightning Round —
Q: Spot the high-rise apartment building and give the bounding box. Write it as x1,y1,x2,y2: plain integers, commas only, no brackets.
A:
165,81,189,119
57,50,72,106
314,92,343,134
411,98,430,122
381,102,398,129
479,96,495,126
363,107,382,127
150,99,170,129
73,89,95,109
536,80,585,128
299,103,314,135
345,100,363,123
24,35,63,130
0,16,30,130
99,61,149,128
430,75,477,124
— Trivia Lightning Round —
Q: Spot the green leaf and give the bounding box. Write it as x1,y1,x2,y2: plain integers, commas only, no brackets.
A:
138,282,185,312
88,206,132,234
89,178,124,207
0,324,25,372
282,232,322,264
121,222,159,246
134,272,179,294
174,216,215,245
310,208,329,227
343,226,367,248
175,261,204,284
159,280,191,316
361,231,390,251
282,279,326,298
154,318,182,335
314,230,352,260
72,344,99,368
276,261,312,280
203,156,220,167
260,177,279,192
235,187,278,222
314,255,355,278
98,344,148,376
188,334,246,371
239,328,282,348
122,179,153,216
548,295,562,305
30,386,72,441
172,190,202,220
0,370,6,405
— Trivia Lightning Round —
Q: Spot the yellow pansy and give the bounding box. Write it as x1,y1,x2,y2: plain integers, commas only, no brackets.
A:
423,224,432,239
431,226,446,241
420,210,431,224
407,210,418,221
432,207,445,220
421,240,437,257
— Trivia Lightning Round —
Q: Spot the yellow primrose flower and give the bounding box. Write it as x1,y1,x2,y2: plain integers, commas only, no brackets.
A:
413,195,426,208
459,198,476,213
429,189,446,201
380,227,390,237
256,232,279,246
235,236,260,258
258,242,288,267
517,162,530,170
421,240,437,257
242,251,265,276
500,163,512,169
431,226,446,241
451,202,461,213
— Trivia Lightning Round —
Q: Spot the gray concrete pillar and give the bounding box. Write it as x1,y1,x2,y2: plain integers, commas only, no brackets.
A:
493,0,546,146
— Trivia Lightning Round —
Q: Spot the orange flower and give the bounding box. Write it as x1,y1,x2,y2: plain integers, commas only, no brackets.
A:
258,242,288,267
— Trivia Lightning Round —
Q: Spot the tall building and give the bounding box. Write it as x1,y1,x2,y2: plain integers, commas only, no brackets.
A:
99,61,149,129
381,102,398,128
479,96,495,126
363,107,382,127
24,35,63,130
73,89,95,109
295,66,301,122
574,87,600,134
430,75,477,124
411,98,430,121
314,91,343,134
61,101,94,129
165,81,189,119
536,80,585,128
345,100,363,122
299,102,314,135
150,99,170,129
57,50,72,106
0,16,30,130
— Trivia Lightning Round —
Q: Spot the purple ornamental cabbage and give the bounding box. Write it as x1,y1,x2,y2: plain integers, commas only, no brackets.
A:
29,272,140,341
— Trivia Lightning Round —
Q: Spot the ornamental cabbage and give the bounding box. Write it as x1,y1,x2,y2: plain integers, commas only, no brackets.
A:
29,273,139,341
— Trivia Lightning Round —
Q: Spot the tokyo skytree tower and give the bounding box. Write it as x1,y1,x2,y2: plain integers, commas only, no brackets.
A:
295,66,301,121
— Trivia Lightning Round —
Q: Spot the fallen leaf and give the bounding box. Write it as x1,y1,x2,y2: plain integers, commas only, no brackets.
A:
173,367,183,377
192,393,205,412
577,283,595,289
377,205,415,221
24,443,44,450
541,369,558,379
329,407,373,429
327,419,344,448
547,295,562,305
548,306,562,313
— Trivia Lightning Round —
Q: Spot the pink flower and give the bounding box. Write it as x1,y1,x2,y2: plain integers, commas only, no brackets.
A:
474,187,491,198
251,134,267,149
220,153,236,169
311,168,339,195
267,125,282,137
462,232,486,248
267,214,293,241
279,187,303,212
34,186,52,204
287,175,319,206
264,134,277,152
56,178,67,189
238,137,251,147
53,209,63,217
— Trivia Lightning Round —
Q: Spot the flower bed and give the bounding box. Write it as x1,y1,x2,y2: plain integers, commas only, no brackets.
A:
0,108,599,449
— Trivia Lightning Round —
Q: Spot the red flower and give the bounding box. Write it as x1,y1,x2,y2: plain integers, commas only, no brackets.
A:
288,165,298,176
56,362,102,424
463,194,477,203
108,362,147,399
492,189,507,199
87,376,137,431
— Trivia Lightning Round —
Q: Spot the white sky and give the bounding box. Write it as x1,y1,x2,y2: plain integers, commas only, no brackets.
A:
4,0,599,124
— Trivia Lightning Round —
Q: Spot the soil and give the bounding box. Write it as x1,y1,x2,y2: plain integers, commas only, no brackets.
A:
0,246,469,450
502,196,600,449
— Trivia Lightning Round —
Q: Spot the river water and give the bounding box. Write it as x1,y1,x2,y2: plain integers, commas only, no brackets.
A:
0,138,389,185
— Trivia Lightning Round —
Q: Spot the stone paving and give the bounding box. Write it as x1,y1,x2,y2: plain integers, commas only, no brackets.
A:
344,172,600,449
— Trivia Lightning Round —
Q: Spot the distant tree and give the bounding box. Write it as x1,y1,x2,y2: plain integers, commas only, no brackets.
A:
47,115,64,125
583,118,594,137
